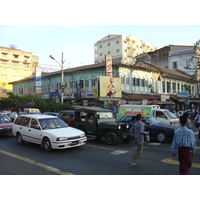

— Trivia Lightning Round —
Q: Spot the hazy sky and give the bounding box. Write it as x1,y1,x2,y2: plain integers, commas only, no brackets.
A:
1,25,199,70
1,1,199,70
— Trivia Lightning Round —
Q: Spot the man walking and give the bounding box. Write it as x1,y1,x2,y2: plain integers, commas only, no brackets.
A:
129,114,148,166
171,116,196,175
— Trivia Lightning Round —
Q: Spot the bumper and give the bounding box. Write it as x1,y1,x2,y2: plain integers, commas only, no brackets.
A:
51,137,87,149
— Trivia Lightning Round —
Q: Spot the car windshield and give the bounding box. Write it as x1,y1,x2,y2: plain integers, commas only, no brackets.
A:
0,115,11,122
164,111,177,119
39,118,68,130
145,116,160,124
99,112,113,119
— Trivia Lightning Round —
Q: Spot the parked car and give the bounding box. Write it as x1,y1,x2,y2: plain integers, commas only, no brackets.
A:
0,114,13,135
58,110,75,127
12,114,87,151
116,114,179,143
72,106,131,145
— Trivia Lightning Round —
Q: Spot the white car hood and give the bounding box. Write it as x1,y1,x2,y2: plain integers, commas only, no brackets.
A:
44,126,84,137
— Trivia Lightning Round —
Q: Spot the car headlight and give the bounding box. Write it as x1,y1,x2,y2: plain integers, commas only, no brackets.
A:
118,125,121,129
126,124,129,129
80,133,86,137
56,137,68,141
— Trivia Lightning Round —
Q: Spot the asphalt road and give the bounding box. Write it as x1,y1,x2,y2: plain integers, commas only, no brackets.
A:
0,131,200,175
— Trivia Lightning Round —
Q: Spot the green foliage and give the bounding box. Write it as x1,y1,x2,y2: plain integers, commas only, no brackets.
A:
0,92,80,112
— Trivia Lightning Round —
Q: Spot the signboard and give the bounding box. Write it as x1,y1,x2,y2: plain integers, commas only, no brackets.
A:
35,66,42,94
98,76,122,98
63,93,75,99
83,100,88,106
105,55,112,76
177,92,189,98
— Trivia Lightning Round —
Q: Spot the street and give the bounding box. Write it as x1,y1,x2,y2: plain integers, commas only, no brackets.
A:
0,131,200,175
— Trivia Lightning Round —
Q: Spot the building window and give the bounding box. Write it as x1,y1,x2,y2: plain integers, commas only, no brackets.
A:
107,43,111,46
173,62,177,69
1,75,7,80
85,80,89,87
92,79,96,86
116,41,119,44
116,49,120,53
121,77,125,84
107,51,111,55
2,83,6,86
99,45,103,48
1,89,7,94
177,83,180,92
162,81,165,93
13,54,19,58
172,83,176,93
99,53,103,57
126,77,129,84
13,76,19,80
167,82,171,93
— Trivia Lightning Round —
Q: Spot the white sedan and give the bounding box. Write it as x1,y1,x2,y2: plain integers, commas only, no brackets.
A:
12,114,87,151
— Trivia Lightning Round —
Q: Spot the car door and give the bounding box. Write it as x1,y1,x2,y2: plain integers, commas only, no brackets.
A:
20,117,31,142
29,118,43,144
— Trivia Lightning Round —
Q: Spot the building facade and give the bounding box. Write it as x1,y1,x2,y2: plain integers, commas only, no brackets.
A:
94,35,156,65
0,46,38,98
9,61,196,111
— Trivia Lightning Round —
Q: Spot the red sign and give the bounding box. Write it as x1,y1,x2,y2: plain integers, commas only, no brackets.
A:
105,55,112,76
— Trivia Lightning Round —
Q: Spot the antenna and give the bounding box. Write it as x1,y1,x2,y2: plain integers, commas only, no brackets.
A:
9,44,17,49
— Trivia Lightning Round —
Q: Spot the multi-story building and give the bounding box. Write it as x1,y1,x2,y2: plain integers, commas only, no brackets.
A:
9,61,196,111
0,46,38,98
136,45,194,72
94,35,156,65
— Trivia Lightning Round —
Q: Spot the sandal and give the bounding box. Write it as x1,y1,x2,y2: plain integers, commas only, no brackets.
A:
130,161,137,166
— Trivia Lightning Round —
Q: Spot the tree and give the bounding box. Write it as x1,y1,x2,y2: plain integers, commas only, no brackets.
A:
0,93,80,112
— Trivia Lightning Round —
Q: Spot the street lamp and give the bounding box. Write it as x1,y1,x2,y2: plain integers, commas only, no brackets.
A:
50,53,65,103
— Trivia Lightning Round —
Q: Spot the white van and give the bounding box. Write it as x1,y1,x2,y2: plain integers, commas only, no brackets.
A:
24,108,40,114
117,105,179,125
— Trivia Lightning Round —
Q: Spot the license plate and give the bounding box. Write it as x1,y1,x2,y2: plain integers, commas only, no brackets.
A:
71,141,79,145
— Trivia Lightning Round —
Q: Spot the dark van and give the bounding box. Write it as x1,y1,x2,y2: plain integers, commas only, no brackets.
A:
58,110,75,127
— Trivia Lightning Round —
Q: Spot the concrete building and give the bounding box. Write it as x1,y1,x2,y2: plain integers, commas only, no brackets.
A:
9,61,196,111
168,46,196,76
0,46,38,98
94,35,155,65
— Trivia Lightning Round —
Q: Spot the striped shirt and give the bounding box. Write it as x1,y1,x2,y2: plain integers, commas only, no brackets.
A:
194,114,200,123
171,126,196,153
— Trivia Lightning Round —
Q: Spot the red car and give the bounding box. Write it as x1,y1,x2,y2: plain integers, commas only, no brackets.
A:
58,110,75,127
0,114,13,135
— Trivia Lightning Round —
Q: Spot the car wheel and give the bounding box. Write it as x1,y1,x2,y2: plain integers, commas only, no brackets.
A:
156,131,167,143
105,132,117,145
16,133,24,144
43,138,52,152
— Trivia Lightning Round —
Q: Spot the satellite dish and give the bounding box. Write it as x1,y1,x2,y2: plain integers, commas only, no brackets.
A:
9,44,17,49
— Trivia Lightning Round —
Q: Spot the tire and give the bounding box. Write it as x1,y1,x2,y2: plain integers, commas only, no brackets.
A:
105,132,117,145
43,138,52,152
16,133,24,144
156,131,167,143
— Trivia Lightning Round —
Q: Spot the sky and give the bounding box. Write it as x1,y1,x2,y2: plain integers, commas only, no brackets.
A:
0,1,199,71
0,25,199,71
